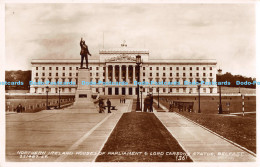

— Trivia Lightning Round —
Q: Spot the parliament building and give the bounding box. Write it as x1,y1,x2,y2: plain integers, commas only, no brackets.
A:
30,44,218,96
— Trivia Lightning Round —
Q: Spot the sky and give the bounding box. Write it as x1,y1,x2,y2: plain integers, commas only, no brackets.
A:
5,3,256,77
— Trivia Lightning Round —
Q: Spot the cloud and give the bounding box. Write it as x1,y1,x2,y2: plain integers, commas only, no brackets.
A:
5,3,256,77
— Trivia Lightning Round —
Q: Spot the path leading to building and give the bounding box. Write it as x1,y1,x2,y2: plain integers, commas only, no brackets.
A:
6,99,132,162
154,111,256,162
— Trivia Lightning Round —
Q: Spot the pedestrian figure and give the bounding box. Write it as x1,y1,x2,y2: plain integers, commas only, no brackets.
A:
98,98,104,113
120,98,122,103
16,104,22,113
107,99,111,113
149,94,153,112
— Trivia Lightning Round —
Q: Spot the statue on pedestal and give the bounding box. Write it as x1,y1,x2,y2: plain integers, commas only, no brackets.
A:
80,37,92,69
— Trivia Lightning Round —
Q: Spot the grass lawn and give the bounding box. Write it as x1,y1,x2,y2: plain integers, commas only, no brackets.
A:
177,112,256,153
96,112,192,162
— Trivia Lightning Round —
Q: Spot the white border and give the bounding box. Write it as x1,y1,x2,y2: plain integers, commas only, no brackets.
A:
0,0,259,167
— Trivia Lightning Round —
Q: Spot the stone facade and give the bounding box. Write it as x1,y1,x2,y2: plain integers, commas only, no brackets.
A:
30,45,217,96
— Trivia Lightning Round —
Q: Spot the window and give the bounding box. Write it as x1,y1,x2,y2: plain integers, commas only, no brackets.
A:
176,73,179,77
163,73,165,76
190,73,192,77
156,73,159,76
183,73,186,77
69,78,72,82
176,88,179,93
210,79,213,82
36,79,38,82
42,73,45,76
49,73,52,76
103,79,105,82
183,88,186,92
190,67,192,70
90,67,92,70
42,79,45,82
210,67,213,70
196,67,199,70
42,67,45,70
170,73,172,77
96,73,99,76
36,67,38,70
143,73,145,76
183,67,185,70
49,67,52,70
55,79,58,82
69,73,72,76
156,67,159,70
63,67,65,70
103,73,105,76
56,67,58,70
170,67,172,70
196,73,199,77
156,78,159,82
210,73,212,77
90,73,92,76
150,73,152,76
69,67,72,70
36,73,38,76
163,67,165,70
63,73,65,76
76,73,78,76
163,78,166,82
163,88,166,92
143,79,145,82
203,67,206,70
203,73,206,77
76,67,79,70
150,67,152,70
103,67,105,70
95,67,98,70
210,88,213,93
190,79,192,82
143,67,145,70
176,67,179,70
62,78,65,82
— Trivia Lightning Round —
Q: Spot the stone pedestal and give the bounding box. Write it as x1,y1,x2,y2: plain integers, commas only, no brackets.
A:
71,68,97,111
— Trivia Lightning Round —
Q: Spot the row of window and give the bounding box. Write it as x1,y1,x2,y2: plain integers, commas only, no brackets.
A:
36,66,214,71
36,72,213,78
145,72,213,77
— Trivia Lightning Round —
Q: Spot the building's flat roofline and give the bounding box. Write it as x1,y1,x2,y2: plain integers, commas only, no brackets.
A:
31,59,217,64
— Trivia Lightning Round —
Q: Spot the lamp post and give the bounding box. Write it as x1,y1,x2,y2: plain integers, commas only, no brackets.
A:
140,86,143,112
157,87,160,108
197,82,201,113
217,69,223,114
135,55,142,111
58,87,61,109
46,86,50,110
241,94,245,116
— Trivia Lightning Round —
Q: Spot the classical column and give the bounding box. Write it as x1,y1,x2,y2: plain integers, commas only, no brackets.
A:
112,65,115,82
105,87,108,95
119,87,122,95
133,65,135,83
119,65,122,82
126,65,129,83
106,65,108,82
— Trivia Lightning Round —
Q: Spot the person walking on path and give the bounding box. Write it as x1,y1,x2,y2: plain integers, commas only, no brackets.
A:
98,98,105,113
16,104,22,113
149,94,153,112
107,99,111,113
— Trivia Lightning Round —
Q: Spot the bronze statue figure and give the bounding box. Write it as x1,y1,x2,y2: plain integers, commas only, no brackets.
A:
80,38,92,69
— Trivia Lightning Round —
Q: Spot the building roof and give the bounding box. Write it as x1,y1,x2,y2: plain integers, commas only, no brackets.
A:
99,47,149,54
31,58,217,65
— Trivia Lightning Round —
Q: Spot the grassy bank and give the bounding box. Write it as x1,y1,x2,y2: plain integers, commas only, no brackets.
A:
96,112,192,162
177,112,256,153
